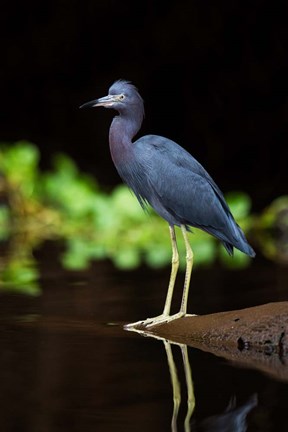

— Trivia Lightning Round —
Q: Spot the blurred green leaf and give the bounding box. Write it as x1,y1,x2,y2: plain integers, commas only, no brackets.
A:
225,191,252,219
0,258,40,295
0,141,40,198
146,243,172,268
219,246,250,269
0,206,10,240
112,246,141,269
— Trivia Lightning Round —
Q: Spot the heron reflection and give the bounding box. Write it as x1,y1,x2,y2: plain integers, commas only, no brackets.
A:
128,327,257,431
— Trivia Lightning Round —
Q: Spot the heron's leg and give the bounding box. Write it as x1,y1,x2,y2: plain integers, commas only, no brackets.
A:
162,225,179,316
179,224,194,316
124,225,179,330
125,225,195,330
145,225,194,327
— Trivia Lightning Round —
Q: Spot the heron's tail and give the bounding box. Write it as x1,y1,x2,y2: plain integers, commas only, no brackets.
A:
223,238,255,257
222,215,255,257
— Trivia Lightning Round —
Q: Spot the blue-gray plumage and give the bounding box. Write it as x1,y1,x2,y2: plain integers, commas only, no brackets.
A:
80,80,255,328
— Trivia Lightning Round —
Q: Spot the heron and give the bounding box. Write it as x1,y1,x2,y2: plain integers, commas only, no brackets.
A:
80,80,255,329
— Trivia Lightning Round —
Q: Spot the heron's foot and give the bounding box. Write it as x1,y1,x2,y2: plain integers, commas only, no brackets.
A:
124,312,196,331
124,314,168,330
145,312,196,329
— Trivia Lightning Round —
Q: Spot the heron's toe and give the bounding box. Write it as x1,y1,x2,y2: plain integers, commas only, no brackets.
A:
124,314,169,330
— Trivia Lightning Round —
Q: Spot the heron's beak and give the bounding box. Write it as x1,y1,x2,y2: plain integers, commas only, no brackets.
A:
79,94,120,109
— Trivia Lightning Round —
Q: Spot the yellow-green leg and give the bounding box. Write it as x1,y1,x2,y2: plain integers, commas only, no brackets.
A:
125,224,179,329
124,224,195,330
179,225,194,316
162,225,180,316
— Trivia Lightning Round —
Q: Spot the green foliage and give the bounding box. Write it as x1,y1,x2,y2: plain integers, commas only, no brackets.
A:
0,206,10,240
0,257,40,296
225,191,252,220
0,141,40,197
39,154,100,219
253,195,288,262
1,140,281,293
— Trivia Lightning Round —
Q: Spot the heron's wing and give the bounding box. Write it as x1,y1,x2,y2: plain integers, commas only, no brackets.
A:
156,137,231,217
150,162,230,230
134,136,242,247
133,136,255,256
135,136,231,227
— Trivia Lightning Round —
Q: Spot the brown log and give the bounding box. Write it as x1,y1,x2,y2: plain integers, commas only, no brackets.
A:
138,302,288,382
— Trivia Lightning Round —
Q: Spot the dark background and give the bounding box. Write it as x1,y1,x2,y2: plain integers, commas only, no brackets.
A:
1,0,288,211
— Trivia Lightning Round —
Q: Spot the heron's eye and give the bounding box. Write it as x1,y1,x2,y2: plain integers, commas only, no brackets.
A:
119,94,125,100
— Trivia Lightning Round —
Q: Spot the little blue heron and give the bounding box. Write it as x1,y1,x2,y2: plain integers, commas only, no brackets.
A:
80,80,255,329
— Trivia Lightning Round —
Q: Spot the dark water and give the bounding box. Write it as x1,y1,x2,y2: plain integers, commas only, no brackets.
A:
0,243,288,431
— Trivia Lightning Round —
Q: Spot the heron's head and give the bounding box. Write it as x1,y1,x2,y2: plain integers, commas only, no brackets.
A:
80,80,144,115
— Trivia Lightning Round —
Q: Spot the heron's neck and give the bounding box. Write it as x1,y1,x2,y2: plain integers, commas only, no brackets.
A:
109,113,141,164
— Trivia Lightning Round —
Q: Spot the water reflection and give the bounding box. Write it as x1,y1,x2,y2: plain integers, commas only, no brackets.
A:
193,394,258,432
164,341,195,431
131,329,258,432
